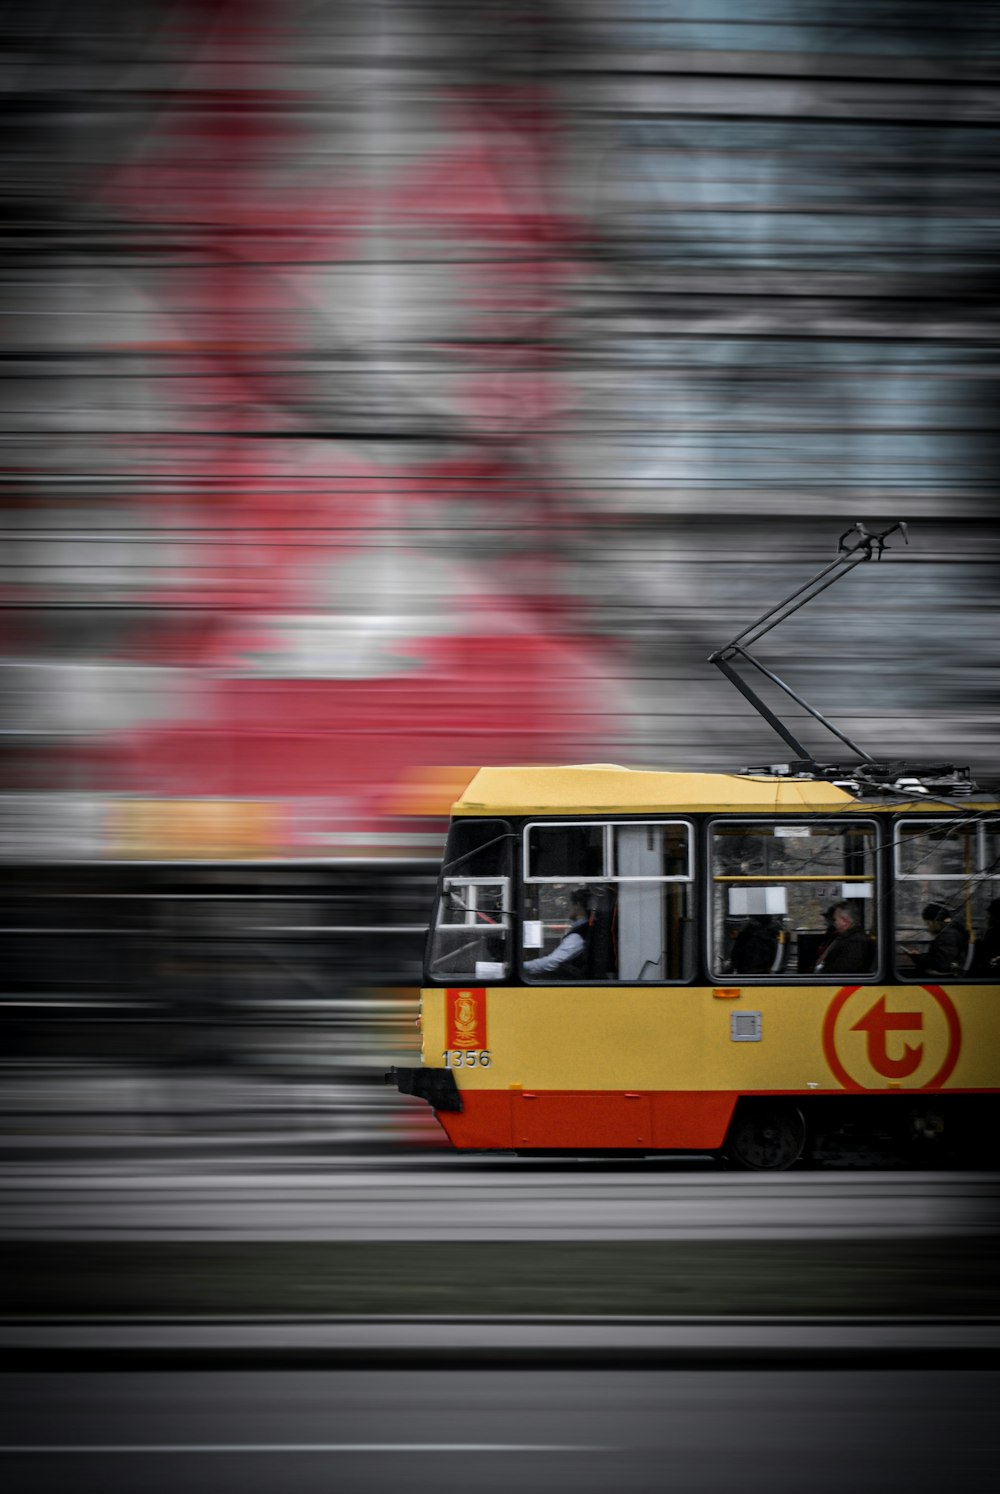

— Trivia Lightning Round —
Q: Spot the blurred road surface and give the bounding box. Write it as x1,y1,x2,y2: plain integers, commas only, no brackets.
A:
2,1156,999,1242
3,1365,999,1494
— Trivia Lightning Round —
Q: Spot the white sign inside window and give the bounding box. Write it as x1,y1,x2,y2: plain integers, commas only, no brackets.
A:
728,886,788,916
841,882,872,898
523,920,543,948
774,826,811,838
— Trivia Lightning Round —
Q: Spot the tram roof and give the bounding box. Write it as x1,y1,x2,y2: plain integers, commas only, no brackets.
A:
450,764,987,816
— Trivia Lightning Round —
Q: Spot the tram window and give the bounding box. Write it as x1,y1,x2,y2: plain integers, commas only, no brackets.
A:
897,821,976,880
427,819,513,980
709,820,878,979
985,823,1000,877
526,823,605,880
525,821,691,883
522,820,694,981
894,819,1000,981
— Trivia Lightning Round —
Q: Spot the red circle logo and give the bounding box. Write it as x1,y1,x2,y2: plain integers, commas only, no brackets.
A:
822,985,961,1091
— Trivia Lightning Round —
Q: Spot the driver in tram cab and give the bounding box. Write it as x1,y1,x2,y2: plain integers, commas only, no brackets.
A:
813,900,872,973
523,889,591,976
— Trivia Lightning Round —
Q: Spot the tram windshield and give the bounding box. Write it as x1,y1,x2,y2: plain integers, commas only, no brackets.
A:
426,819,513,980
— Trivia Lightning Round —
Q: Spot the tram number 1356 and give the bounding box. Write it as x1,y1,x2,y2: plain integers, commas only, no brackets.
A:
442,1050,492,1068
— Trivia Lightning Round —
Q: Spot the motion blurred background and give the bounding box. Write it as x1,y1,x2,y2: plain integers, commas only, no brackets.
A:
2,0,999,1133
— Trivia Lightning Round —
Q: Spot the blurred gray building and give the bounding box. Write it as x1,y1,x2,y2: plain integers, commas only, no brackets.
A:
1,0,998,862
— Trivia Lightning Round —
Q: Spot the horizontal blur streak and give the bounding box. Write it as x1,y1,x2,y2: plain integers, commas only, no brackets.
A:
0,3,999,1143
0,859,441,1147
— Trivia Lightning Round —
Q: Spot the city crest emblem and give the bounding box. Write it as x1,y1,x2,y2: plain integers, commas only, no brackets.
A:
446,988,487,1051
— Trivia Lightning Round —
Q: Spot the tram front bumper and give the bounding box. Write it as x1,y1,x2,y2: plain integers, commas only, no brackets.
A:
386,1066,463,1113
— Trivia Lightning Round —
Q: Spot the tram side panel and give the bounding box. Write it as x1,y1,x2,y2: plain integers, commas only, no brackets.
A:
418,980,1000,1153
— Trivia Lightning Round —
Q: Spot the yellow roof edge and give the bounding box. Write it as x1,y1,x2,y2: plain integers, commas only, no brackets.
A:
449,765,999,816
451,764,857,815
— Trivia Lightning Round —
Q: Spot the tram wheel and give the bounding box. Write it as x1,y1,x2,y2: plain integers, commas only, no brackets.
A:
724,1101,806,1171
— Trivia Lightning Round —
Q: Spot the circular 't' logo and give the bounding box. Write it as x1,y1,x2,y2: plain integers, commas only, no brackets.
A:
822,985,961,1091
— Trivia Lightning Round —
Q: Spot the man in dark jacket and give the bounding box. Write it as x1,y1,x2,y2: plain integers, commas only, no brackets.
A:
814,901,872,974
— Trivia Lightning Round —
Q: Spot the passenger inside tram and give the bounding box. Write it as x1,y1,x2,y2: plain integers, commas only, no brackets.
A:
727,914,779,974
797,905,838,974
902,902,969,977
813,900,874,974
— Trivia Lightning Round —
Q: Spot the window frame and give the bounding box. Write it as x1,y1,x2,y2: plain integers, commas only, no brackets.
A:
522,818,694,885
427,873,513,982
892,815,1000,982
425,817,515,984
893,817,999,883
519,817,696,986
705,815,883,983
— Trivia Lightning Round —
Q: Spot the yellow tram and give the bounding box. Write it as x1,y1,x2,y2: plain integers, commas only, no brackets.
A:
389,526,1000,1166
391,763,1000,1167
